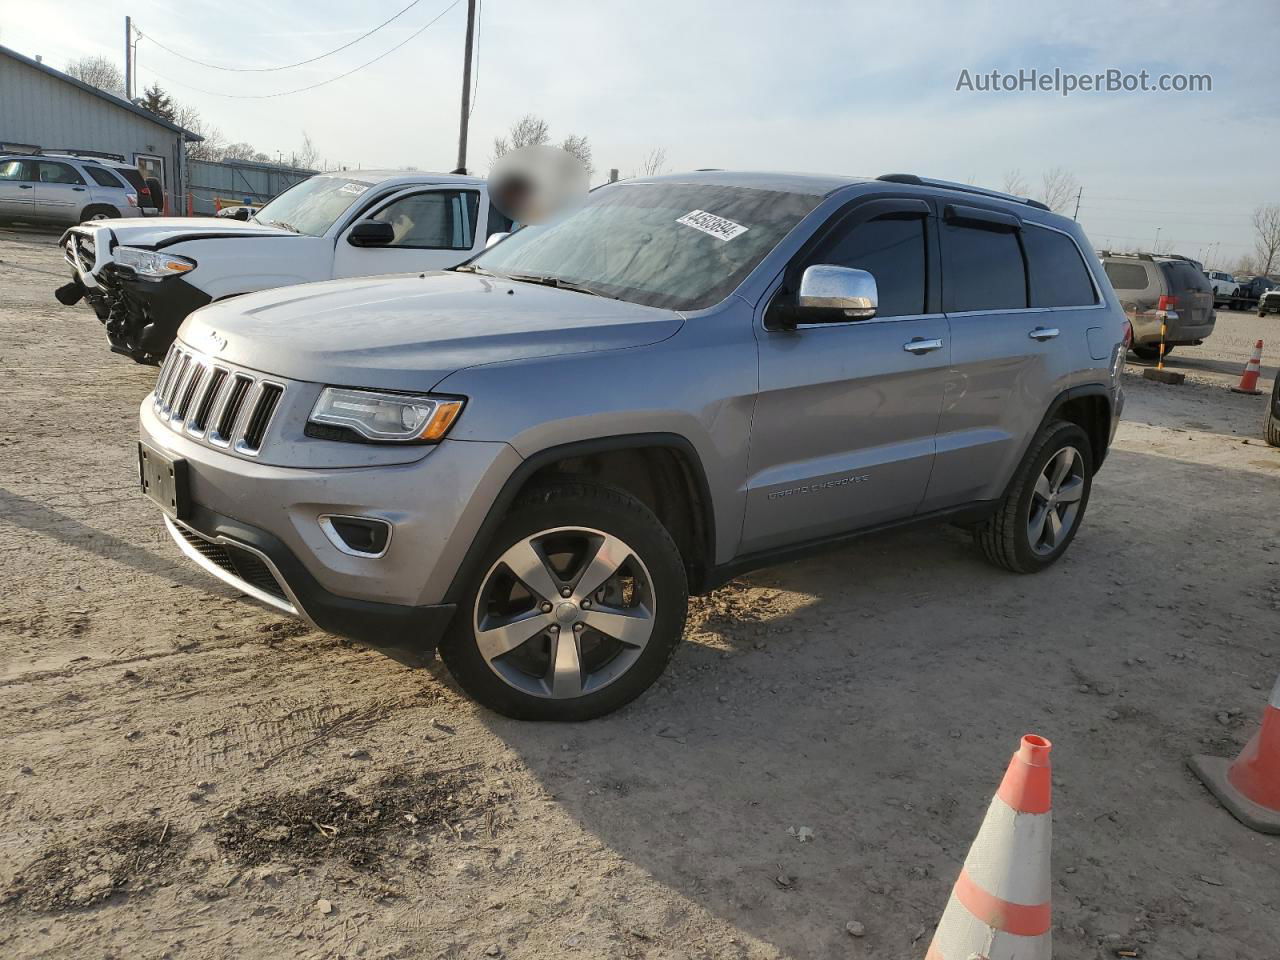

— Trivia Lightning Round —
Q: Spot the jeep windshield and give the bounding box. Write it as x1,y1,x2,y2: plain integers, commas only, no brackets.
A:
252,175,373,237
465,182,823,311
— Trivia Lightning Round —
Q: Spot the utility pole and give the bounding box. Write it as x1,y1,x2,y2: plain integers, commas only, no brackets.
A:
1152,227,1161,253
124,16,133,100
455,0,477,174
1072,186,1082,221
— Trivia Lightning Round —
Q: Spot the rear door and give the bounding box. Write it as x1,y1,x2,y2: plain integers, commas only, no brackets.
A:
33,160,88,222
923,206,1097,510
741,197,949,553
0,159,40,219
332,187,484,278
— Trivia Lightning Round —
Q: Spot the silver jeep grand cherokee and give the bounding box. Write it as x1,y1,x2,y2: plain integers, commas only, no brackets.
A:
138,171,1126,720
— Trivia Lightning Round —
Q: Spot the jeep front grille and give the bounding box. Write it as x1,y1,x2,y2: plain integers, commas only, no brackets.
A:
152,346,285,456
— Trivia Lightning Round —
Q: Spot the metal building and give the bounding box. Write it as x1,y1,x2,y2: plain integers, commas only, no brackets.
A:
0,44,200,213
188,157,315,216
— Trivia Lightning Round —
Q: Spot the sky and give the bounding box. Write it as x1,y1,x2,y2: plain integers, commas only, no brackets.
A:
2,0,1278,268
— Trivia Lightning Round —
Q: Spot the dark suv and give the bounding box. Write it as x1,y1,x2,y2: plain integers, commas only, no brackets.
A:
138,171,1127,720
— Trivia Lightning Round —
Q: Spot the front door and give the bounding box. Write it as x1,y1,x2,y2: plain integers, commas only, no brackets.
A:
740,199,949,554
0,158,39,219
332,187,485,278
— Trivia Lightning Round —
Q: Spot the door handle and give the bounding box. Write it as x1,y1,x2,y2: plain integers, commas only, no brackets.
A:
73,186,85,192
903,337,944,354
1028,327,1060,341
19,184,32,189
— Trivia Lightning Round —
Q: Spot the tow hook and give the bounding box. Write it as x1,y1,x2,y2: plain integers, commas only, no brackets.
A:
54,280,85,306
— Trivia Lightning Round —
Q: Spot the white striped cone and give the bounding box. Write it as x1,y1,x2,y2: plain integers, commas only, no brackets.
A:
1231,340,1264,394
926,735,1052,960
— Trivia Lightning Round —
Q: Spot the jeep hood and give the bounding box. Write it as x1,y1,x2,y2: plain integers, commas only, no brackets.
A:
65,217,296,253
178,271,685,390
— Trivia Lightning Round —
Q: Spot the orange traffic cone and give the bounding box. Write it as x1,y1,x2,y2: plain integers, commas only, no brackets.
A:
1230,340,1264,395
1189,674,1280,833
926,735,1053,960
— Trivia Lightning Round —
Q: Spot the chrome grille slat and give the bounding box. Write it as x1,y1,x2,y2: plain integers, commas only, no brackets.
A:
149,345,288,457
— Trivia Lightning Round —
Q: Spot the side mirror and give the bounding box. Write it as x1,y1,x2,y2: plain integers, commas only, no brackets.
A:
485,231,510,249
779,265,878,326
347,220,396,247
232,207,250,221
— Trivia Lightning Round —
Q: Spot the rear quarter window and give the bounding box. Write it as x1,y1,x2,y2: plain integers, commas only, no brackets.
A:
942,221,1027,311
1022,225,1097,307
1103,261,1152,292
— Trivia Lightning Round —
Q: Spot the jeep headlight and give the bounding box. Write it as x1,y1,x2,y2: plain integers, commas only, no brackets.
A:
308,388,464,443
115,246,196,280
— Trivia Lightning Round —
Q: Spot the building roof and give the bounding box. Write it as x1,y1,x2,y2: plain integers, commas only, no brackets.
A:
0,44,203,142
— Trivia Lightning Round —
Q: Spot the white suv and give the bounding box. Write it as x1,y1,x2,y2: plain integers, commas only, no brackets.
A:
58,170,511,363
1207,270,1237,308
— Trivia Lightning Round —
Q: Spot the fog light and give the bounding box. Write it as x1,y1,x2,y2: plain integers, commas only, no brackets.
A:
319,515,392,558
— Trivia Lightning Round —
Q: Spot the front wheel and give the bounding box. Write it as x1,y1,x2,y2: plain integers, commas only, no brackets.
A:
439,482,688,721
1266,380,1280,448
974,420,1093,574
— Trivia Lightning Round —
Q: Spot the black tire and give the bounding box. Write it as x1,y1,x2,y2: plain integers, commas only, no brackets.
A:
1130,344,1172,361
80,205,120,222
973,420,1094,574
439,481,688,721
1260,310,1268,318
1266,381,1280,448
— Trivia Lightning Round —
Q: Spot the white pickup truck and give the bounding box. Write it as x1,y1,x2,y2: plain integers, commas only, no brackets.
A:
1206,270,1237,308
57,170,510,363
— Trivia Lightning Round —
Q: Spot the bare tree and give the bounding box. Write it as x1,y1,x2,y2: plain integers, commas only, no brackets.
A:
492,114,551,162
1234,253,1261,276
65,55,124,96
1252,203,1280,275
172,102,226,161
294,132,320,171
559,133,594,177
1001,169,1029,196
1037,167,1080,214
635,147,667,177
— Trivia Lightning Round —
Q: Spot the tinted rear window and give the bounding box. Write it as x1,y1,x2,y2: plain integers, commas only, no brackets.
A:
84,165,124,188
942,222,1026,311
115,168,147,191
1159,261,1210,293
1103,261,1152,291
1022,225,1096,307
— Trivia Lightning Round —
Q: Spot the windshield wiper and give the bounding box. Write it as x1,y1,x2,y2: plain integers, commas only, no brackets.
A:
502,273,618,299
266,219,298,233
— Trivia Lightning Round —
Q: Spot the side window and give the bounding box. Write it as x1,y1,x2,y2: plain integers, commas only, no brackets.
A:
84,165,125,188
486,201,514,238
810,214,927,318
369,189,481,249
1103,262,1152,292
1022,225,1097,307
0,159,35,181
37,161,85,185
941,221,1026,312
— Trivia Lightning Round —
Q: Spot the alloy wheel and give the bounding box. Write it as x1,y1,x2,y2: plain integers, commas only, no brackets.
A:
1027,446,1085,556
473,526,656,699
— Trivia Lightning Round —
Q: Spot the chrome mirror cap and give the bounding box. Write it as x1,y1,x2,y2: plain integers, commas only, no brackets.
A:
797,264,878,320
485,231,510,249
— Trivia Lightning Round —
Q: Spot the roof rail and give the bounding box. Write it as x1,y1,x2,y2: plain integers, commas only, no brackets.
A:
46,148,128,162
877,173,1053,212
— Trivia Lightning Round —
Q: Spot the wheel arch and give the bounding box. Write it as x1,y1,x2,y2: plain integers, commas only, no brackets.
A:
443,433,718,604
1043,384,1113,472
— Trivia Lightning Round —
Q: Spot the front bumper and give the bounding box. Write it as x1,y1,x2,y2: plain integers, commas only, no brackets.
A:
139,396,520,651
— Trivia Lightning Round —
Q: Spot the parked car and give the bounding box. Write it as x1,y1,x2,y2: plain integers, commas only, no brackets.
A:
1224,274,1275,312
0,150,160,224
215,203,260,220
1099,252,1215,360
1257,287,1280,317
136,171,1126,720
1207,270,1237,307
57,170,513,363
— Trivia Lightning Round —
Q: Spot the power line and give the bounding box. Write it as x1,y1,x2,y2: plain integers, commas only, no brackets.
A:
138,0,463,100
137,0,427,72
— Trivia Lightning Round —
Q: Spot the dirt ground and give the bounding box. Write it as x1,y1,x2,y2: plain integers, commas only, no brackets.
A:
1,226,1277,960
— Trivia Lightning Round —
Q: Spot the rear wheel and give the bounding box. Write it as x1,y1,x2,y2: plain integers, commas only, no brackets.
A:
80,205,120,222
1266,380,1280,448
974,420,1093,574
439,482,688,720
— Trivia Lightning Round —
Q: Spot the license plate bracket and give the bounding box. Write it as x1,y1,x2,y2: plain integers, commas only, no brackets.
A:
138,441,190,521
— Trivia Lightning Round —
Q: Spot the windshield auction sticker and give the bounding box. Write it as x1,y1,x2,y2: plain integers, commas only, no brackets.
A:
339,182,370,195
676,210,749,241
